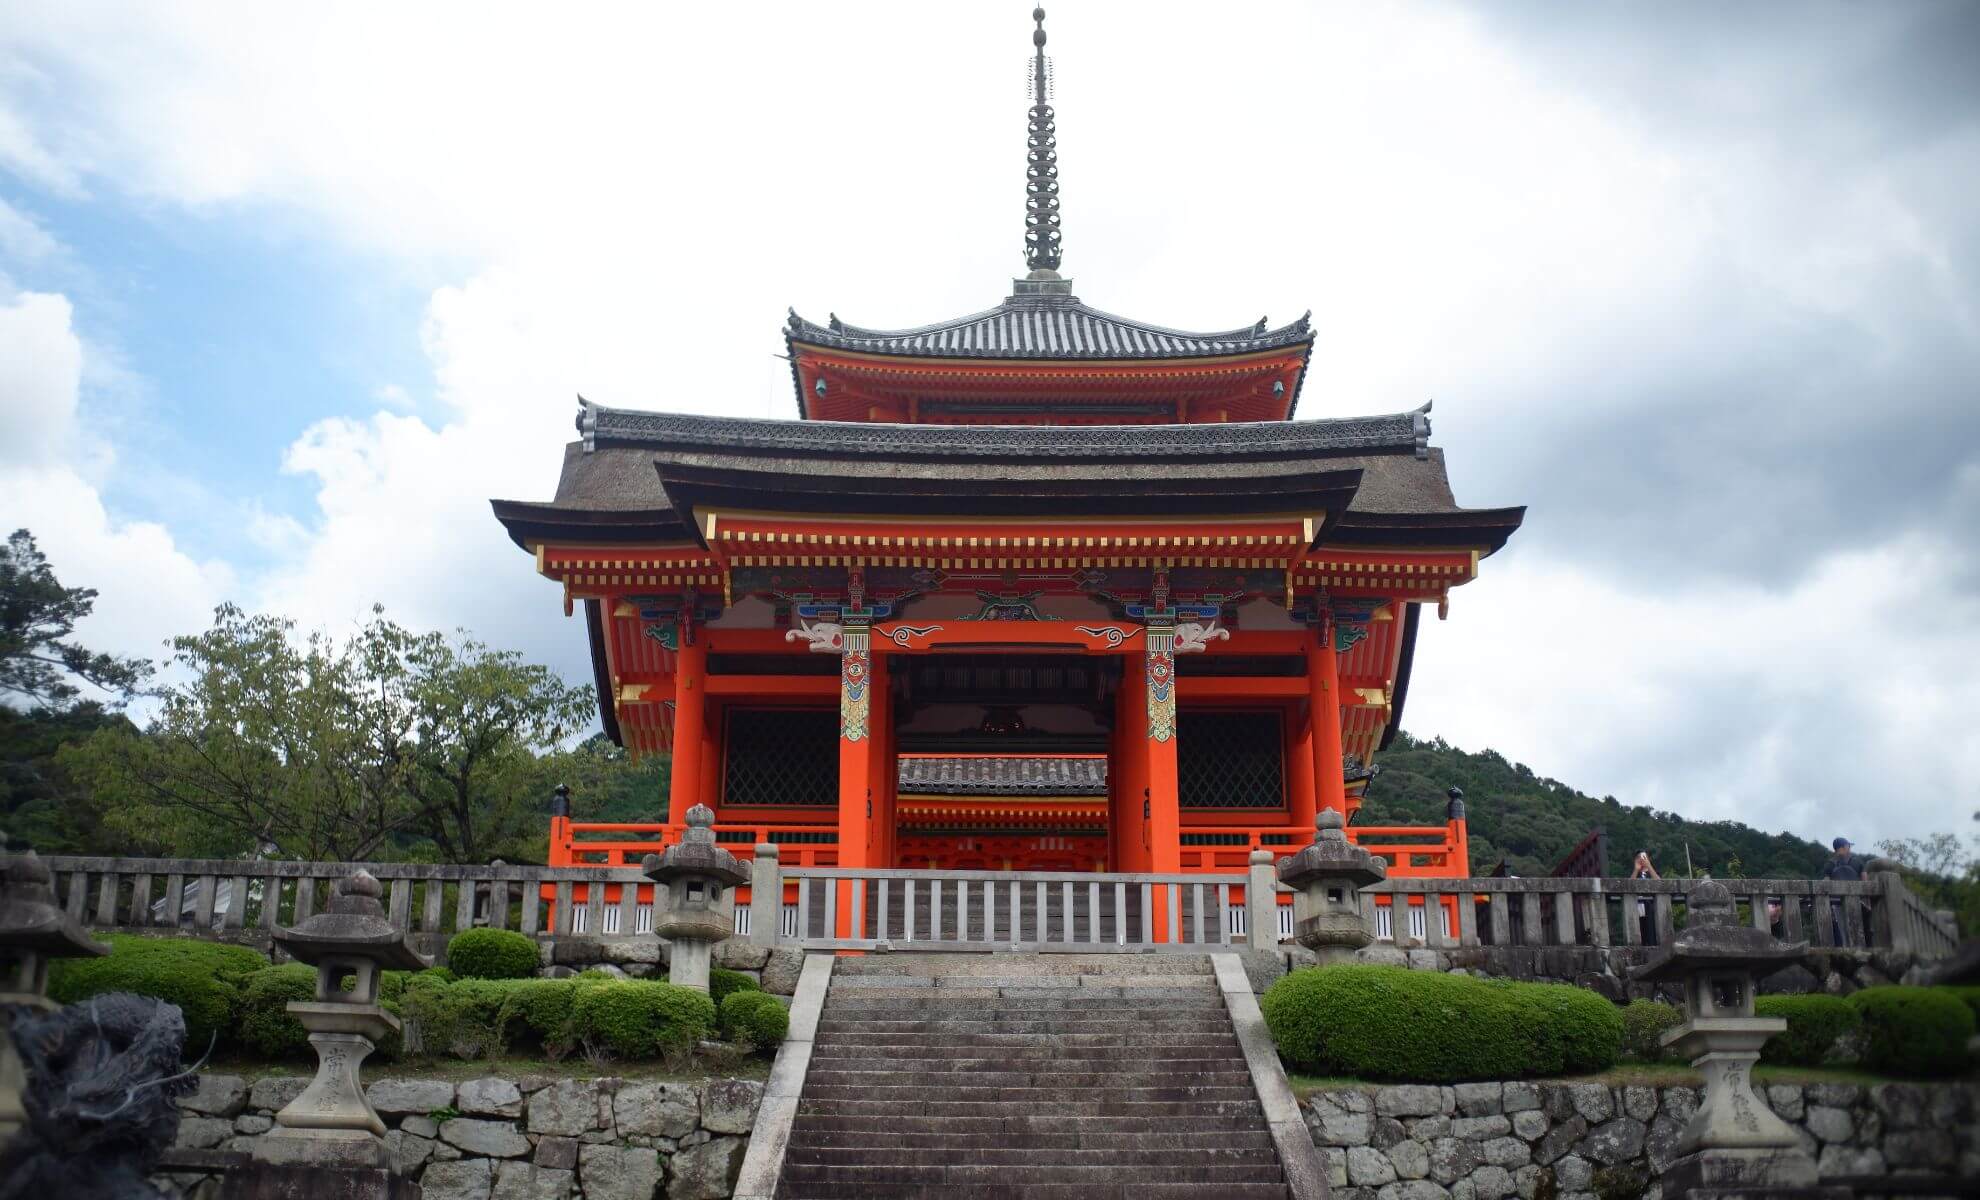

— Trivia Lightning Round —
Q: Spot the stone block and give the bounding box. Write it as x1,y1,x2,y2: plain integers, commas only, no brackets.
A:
668,1134,747,1200
1574,1117,1644,1166
1429,1137,1481,1184
1871,1083,1926,1129
528,1080,604,1136
1644,1114,1684,1173
390,1129,438,1173
1349,1145,1399,1185
713,940,770,970
440,1117,532,1158
1481,1136,1530,1168
1621,1086,1658,1123
1510,1110,1549,1142
1357,946,1411,969
612,1081,698,1138
1317,1111,1374,1146
1454,1082,1502,1117
184,1073,248,1117
458,1077,525,1118
493,1161,574,1200
1320,1146,1348,1188
1469,1165,1516,1200
1534,1116,1586,1166
1565,1084,1613,1124
1803,1104,1852,1144
1411,1114,1452,1139
700,1078,762,1134
1553,1155,1593,1192
421,1158,494,1200
401,1115,440,1138
1501,1082,1540,1113
367,1078,456,1117
1764,1084,1803,1121
1377,1085,1447,1118
578,1144,663,1200
1815,1144,1884,1176
173,1117,235,1149
1372,1117,1409,1150
1885,1129,1957,1168
1452,1115,1511,1140
1238,948,1288,994
249,1076,310,1113
534,1135,578,1170
1390,1140,1431,1180
235,1114,274,1134
1804,1083,1861,1108
1660,1086,1699,1124
1378,1182,1452,1200
759,948,804,995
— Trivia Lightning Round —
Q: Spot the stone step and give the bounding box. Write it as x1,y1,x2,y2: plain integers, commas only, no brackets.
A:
824,989,1225,1006
796,1091,1264,1112
830,953,1215,977
779,1162,1285,1187
786,1129,1278,1152
808,1049,1243,1067
813,1031,1242,1049
813,1020,1236,1037
795,1077,1243,1093
781,1184,1291,1200
785,1145,1283,1168
786,1112,1276,1136
829,972,1217,990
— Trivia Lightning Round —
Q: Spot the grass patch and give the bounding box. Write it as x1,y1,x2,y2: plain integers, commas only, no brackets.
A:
1286,1061,1946,1099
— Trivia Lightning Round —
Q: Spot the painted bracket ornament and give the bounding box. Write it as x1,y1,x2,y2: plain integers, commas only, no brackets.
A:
880,624,942,650
1172,620,1230,654
786,620,846,654
1073,625,1140,649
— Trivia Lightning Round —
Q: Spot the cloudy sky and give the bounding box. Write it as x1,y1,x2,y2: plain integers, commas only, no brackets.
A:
2,2,1975,848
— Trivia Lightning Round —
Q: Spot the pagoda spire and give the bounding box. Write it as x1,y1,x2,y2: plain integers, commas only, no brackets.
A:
1024,6,1063,274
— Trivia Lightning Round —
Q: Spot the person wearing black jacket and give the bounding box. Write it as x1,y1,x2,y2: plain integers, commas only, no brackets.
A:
1821,837,1868,942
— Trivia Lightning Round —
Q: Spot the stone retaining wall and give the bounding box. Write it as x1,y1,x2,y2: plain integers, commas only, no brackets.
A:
1304,1079,1979,1200
539,937,805,994
158,1071,762,1200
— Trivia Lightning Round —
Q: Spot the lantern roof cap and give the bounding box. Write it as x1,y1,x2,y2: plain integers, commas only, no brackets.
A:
1278,809,1387,889
645,805,751,886
1632,879,1808,982
0,845,108,960
274,869,431,971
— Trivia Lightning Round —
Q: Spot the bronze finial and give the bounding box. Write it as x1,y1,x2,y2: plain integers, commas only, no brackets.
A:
1025,6,1063,273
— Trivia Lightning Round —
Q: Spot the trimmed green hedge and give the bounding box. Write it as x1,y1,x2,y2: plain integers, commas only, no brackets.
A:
1620,1000,1683,1062
1756,994,1860,1066
1940,985,1980,1024
720,990,788,1050
1850,986,1974,1078
710,967,760,1007
569,980,717,1058
238,964,318,1057
47,935,269,1055
1260,966,1622,1082
445,928,539,980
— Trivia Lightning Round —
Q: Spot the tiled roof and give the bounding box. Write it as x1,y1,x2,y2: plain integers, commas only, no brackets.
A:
897,756,1108,796
786,294,1312,361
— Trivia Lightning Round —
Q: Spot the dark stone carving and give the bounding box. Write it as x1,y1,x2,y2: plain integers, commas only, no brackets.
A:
0,993,195,1200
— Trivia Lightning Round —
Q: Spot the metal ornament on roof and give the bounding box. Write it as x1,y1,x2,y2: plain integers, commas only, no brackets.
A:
1025,7,1063,272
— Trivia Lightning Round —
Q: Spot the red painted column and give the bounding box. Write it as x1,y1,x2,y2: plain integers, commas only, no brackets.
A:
668,638,707,824
1307,616,1348,818
834,624,874,937
1286,710,1317,840
1143,631,1182,942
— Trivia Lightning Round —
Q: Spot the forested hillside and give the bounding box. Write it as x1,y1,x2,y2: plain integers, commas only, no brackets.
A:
1360,731,1832,880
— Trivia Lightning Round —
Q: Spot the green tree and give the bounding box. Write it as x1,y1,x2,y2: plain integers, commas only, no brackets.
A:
64,605,593,863
1,529,151,707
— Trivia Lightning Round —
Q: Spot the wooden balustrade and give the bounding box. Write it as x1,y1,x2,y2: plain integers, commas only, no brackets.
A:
37,856,1960,961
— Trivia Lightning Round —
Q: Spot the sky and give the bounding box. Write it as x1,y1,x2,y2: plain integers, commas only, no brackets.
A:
2,1,1976,851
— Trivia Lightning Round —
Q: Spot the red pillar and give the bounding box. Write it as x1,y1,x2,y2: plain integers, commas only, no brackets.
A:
834,625,874,936
1286,710,1317,840
668,638,707,823
1307,617,1348,818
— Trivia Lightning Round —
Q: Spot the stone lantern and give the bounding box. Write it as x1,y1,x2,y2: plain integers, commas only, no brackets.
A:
253,868,429,1176
1631,879,1842,1200
1277,809,1387,963
0,846,108,1147
643,803,751,993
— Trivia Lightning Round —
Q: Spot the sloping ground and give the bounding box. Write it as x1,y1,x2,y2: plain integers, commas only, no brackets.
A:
775,953,1292,1199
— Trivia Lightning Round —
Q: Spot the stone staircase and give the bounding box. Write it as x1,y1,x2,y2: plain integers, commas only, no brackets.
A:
775,953,1294,1198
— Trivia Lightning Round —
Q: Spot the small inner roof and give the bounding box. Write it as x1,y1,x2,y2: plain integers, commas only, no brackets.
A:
899,755,1109,796
786,292,1313,361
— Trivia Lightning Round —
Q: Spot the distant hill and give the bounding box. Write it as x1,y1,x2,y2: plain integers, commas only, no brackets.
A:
1358,731,1831,880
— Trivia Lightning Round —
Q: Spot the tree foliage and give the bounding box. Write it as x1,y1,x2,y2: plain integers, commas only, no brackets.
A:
61,604,594,863
0,529,151,707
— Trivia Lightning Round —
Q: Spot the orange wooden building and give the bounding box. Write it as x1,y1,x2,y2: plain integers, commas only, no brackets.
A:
489,10,1523,928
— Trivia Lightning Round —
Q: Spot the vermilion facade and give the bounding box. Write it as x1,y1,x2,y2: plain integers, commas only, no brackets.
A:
488,12,1523,935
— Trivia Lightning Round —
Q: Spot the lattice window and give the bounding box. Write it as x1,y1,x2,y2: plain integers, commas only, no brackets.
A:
723,709,838,806
1178,710,1284,808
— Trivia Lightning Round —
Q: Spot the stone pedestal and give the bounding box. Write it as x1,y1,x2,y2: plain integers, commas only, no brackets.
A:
644,804,751,993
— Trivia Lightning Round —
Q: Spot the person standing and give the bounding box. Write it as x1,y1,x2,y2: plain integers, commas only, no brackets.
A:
1631,850,1660,944
1820,837,1866,943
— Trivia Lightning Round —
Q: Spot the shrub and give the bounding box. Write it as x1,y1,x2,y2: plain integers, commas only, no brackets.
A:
569,980,716,1059
1620,1000,1683,1062
1756,995,1860,1066
47,935,269,1055
445,928,539,980
497,978,594,1053
710,967,760,1007
1260,965,1621,1082
237,964,318,1058
720,990,788,1050
1939,985,1980,1024
1511,980,1625,1074
1849,986,1974,1077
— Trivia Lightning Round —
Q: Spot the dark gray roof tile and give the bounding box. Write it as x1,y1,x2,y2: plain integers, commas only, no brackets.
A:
787,294,1311,361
